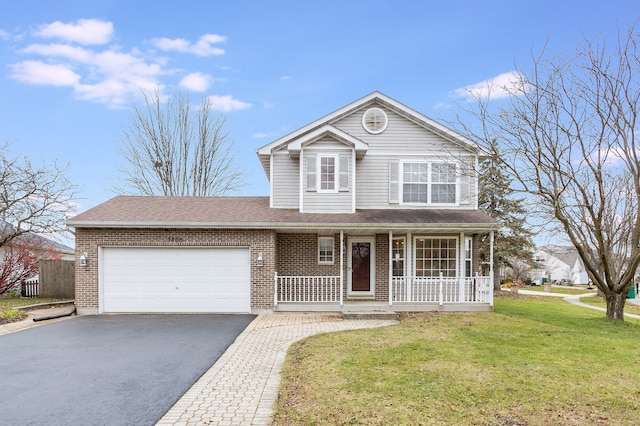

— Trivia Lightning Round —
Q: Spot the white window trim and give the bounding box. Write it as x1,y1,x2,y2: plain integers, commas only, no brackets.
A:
413,236,459,278
347,236,376,296
464,236,473,278
399,160,459,206
318,236,335,265
317,154,339,193
392,236,406,277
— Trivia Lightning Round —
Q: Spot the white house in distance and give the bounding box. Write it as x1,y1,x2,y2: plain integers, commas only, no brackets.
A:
532,245,588,284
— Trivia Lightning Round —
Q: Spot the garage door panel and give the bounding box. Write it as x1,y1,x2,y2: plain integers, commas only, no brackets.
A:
102,247,250,313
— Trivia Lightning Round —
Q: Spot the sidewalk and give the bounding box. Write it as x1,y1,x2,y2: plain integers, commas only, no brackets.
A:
156,314,399,425
513,288,640,319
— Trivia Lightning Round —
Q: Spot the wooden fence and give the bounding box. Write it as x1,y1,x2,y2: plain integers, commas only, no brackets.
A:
37,260,75,298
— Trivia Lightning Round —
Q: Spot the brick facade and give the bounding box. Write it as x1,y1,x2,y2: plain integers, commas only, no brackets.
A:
75,228,482,314
74,227,276,314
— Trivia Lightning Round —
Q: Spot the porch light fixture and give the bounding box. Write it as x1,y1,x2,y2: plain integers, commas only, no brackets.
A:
80,252,88,267
257,252,263,267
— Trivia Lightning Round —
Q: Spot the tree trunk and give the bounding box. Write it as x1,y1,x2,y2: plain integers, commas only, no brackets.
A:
605,291,627,320
493,258,501,291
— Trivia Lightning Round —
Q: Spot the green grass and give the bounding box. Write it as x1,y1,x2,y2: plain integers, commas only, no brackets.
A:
273,294,640,425
0,296,70,324
0,296,69,310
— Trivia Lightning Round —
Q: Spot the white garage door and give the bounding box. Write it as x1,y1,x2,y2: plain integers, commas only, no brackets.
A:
101,247,250,313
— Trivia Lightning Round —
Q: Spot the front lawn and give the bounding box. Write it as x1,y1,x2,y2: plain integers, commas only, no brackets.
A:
0,296,70,325
274,293,640,425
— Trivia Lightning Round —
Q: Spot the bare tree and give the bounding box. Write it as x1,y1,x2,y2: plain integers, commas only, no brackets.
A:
0,235,62,294
0,143,77,248
117,89,245,196
463,25,640,320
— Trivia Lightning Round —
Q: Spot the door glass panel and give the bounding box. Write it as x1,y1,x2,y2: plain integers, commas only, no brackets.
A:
352,242,371,291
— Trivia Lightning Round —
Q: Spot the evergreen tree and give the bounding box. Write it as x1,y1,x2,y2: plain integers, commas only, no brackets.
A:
478,140,535,290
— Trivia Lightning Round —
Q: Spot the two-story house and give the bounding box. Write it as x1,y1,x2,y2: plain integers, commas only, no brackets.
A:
532,245,589,285
68,92,499,315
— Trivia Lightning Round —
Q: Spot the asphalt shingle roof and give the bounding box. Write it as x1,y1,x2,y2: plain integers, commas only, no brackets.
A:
67,196,499,232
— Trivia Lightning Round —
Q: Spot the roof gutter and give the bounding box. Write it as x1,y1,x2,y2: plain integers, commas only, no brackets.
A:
66,220,499,232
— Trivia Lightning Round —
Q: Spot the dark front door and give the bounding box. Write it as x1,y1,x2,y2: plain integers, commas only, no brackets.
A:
351,242,371,292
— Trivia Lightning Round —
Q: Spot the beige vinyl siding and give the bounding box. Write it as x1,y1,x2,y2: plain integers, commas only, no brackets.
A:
271,151,299,208
302,140,353,213
356,155,398,208
332,107,469,154
303,190,352,212
356,155,478,209
332,105,478,210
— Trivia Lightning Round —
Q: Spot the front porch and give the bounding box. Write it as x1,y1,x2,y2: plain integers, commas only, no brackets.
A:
274,273,493,313
272,229,496,314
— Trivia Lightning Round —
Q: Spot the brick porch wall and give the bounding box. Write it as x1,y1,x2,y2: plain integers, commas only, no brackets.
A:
276,233,341,277
74,228,276,314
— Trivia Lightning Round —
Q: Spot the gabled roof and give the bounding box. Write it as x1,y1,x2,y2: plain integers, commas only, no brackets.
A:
256,91,488,174
286,124,368,159
1,221,73,253
537,245,583,268
67,196,499,233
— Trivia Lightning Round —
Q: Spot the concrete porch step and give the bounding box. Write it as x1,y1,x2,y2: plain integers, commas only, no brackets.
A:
341,311,398,321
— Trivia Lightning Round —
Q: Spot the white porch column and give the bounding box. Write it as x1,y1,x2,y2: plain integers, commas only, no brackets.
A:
406,232,412,302
459,232,465,302
388,231,393,306
489,230,495,307
274,271,278,308
340,230,344,306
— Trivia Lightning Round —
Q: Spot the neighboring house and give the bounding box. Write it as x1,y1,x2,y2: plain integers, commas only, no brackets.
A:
0,228,73,293
67,92,499,315
532,245,589,284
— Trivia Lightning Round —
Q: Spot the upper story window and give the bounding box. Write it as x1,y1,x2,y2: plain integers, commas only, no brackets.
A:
319,156,336,192
400,161,457,205
305,154,350,193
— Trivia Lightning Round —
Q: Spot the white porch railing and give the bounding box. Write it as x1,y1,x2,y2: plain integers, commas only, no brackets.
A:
391,273,493,305
274,272,492,307
275,272,342,305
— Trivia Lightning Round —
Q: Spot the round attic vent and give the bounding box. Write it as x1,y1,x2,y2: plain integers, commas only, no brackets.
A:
362,107,388,134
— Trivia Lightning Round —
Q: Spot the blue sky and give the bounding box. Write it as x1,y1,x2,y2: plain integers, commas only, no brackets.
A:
0,0,637,223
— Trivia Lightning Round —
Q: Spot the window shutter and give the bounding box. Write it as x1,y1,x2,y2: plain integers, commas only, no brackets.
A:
305,154,317,191
339,154,350,191
459,158,472,204
389,160,399,203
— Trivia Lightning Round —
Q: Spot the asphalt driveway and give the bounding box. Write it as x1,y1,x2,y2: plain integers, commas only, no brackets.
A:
0,314,255,426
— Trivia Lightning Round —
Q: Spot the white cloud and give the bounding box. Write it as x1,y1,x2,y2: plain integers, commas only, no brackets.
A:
12,45,163,106
454,71,529,101
34,19,113,45
152,33,226,56
22,43,93,62
10,61,80,86
280,75,291,81
179,72,211,92
208,95,251,112
252,131,277,139
8,20,238,108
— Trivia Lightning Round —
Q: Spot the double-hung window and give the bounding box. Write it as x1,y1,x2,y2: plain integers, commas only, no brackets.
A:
431,163,457,204
400,161,457,205
319,156,336,192
318,236,335,264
